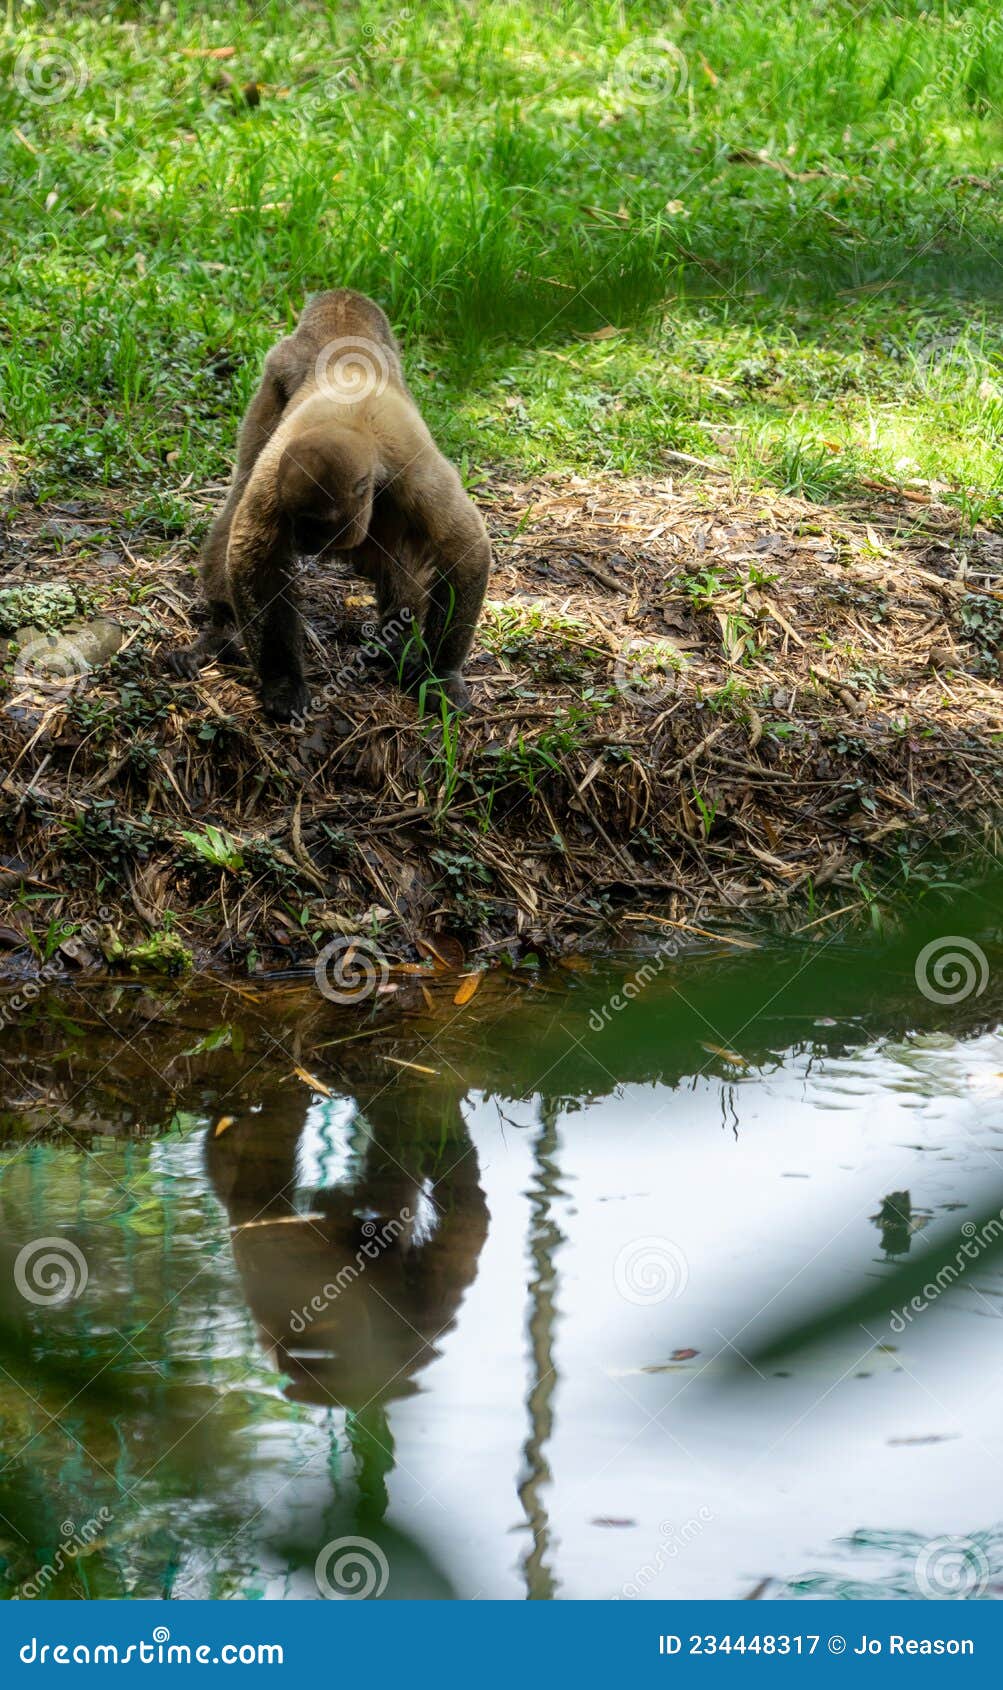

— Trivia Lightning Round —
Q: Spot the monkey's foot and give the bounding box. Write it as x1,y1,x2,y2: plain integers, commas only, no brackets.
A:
439,672,472,712
260,675,311,724
411,670,472,714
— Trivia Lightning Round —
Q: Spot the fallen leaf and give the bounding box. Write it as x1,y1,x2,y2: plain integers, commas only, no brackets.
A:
453,969,485,1006
417,934,465,971
293,1065,334,1097
382,1055,439,1076
701,1042,748,1067
887,1434,959,1446
182,45,236,59
582,204,630,224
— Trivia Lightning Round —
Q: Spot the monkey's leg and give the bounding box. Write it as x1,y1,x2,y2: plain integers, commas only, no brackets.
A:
352,538,427,679
227,512,309,724
167,367,290,681
166,504,245,677
372,555,428,678
419,528,491,712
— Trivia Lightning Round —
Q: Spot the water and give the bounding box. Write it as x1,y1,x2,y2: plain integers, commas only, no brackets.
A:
2,939,1003,1601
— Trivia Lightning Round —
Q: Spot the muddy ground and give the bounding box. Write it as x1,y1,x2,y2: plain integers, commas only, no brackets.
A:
2,465,1002,980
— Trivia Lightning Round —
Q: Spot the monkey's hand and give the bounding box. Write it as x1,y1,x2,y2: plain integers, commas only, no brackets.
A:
165,630,246,679
165,642,204,680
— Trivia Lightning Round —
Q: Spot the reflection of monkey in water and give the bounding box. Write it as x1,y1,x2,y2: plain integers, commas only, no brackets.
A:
205,1071,488,1412
169,289,491,721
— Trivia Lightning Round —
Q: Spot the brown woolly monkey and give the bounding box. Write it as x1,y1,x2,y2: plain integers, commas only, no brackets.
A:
168,289,491,722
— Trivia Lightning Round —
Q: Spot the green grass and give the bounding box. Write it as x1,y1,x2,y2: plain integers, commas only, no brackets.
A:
3,0,1003,523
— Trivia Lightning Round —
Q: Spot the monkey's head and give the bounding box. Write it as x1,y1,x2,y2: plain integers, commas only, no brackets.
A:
278,427,375,554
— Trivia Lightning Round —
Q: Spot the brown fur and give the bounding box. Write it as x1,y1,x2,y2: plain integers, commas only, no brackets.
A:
168,290,491,722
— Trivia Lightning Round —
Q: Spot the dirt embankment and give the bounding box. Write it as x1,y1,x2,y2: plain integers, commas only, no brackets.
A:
2,467,1002,981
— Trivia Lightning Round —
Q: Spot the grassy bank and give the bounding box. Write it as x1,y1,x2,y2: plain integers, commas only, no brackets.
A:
3,0,1003,518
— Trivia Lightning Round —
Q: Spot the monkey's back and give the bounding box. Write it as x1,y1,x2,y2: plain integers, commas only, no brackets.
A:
296,289,399,357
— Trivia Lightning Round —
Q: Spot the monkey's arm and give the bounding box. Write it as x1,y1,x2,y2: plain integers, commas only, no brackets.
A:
201,356,291,595
397,455,491,709
225,459,309,724
167,353,294,679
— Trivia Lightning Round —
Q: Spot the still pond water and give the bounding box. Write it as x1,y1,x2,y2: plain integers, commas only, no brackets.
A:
2,938,1002,1600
